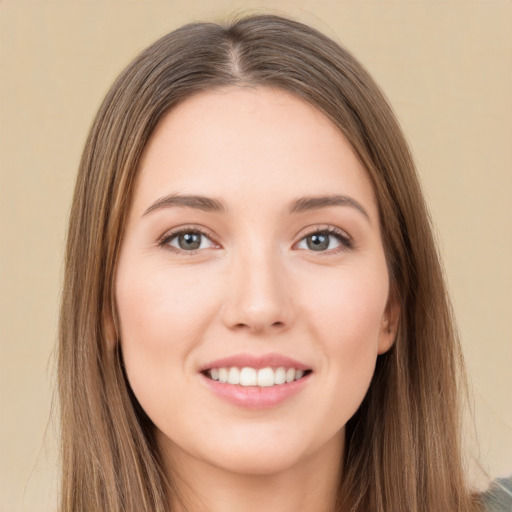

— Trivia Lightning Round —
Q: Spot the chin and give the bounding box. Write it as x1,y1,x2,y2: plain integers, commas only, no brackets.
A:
207,445,311,477
193,425,342,478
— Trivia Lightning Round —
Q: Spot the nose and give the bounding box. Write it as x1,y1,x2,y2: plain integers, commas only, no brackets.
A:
221,246,295,335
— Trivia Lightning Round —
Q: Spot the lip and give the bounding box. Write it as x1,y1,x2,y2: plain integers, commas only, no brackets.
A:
198,352,311,372
200,372,311,409
198,352,312,409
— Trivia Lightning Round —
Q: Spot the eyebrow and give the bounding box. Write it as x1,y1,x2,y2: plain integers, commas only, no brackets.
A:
143,193,370,221
289,194,370,221
143,194,226,216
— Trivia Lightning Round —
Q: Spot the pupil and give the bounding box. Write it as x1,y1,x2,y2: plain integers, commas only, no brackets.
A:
307,233,329,251
179,233,201,250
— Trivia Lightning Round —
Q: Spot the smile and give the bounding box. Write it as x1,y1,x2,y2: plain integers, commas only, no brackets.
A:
204,367,311,387
199,353,313,408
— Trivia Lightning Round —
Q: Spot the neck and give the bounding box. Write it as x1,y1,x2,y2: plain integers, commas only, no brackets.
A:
161,433,343,512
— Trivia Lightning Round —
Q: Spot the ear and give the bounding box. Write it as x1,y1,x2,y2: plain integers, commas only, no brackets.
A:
377,292,400,355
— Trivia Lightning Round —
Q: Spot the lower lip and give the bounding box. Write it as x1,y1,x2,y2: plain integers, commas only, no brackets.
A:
200,373,311,409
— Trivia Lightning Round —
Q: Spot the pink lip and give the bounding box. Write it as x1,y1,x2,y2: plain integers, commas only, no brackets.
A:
199,352,311,372
200,372,311,409
198,352,312,409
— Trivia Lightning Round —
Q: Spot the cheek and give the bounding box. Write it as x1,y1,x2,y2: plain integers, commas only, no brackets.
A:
115,262,221,414
116,261,219,351
301,262,389,346
299,262,389,403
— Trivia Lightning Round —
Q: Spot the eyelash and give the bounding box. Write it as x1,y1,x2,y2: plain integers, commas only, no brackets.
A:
297,226,353,253
158,226,219,255
158,225,353,255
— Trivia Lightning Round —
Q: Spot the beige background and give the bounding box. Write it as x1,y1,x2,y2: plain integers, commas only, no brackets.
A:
1,1,511,510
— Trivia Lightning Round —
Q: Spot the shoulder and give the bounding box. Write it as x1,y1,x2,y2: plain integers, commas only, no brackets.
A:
480,476,512,512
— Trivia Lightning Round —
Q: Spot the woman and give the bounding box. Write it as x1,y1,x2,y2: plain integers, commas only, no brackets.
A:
58,13,495,512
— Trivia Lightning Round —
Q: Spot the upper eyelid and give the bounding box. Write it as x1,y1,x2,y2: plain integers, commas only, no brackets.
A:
159,225,219,244
293,226,353,254
158,224,352,249
295,224,352,242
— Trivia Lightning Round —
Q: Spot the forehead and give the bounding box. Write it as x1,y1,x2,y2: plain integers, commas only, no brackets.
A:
132,86,378,219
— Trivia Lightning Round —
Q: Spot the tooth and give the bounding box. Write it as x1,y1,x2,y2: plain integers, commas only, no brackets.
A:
274,367,286,385
213,365,306,386
239,367,257,386
218,367,228,383
257,367,275,387
285,368,296,383
227,367,240,385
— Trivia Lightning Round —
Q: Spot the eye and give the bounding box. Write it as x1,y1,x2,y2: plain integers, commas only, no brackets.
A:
296,228,351,252
161,229,217,252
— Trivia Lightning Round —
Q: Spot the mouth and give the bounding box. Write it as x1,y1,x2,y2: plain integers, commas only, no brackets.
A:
199,353,313,407
202,366,313,387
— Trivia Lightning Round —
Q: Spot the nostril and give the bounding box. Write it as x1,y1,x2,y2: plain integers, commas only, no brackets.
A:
233,320,284,329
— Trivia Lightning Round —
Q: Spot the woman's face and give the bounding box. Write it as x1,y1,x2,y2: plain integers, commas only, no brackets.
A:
115,87,397,477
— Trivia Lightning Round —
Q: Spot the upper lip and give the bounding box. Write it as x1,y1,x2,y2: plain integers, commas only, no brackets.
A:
199,353,311,372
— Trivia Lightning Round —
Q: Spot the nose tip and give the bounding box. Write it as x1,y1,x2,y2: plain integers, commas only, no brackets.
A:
221,255,294,335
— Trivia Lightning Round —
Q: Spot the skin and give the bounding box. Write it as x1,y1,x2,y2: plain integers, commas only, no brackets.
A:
115,86,399,512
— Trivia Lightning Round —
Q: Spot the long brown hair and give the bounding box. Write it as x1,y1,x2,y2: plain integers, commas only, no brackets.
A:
59,13,480,511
